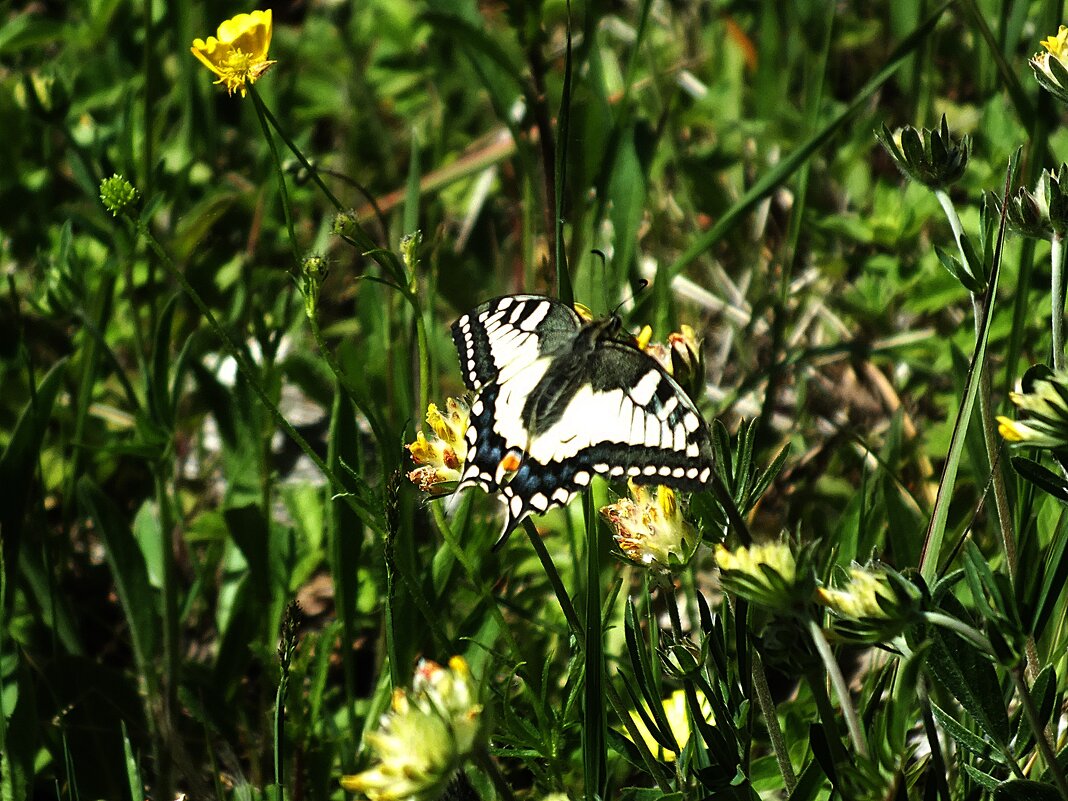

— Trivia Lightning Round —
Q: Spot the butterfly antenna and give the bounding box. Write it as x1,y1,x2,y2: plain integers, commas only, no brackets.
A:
612,278,650,319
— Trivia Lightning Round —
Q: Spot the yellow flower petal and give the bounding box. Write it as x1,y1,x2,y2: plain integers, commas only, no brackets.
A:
190,10,275,97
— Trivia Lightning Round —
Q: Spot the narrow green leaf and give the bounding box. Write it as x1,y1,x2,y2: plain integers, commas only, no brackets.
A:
77,477,159,676
0,357,68,601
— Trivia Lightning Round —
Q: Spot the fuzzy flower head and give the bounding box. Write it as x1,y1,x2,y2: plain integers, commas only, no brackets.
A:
714,540,815,613
817,565,922,643
340,657,483,801
191,10,276,97
407,397,471,496
99,174,140,217
600,481,698,571
624,689,714,763
1033,26,1068,104
998,368,1068,450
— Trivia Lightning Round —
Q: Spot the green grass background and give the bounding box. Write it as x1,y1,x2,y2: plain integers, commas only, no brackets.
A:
3,1,1068,800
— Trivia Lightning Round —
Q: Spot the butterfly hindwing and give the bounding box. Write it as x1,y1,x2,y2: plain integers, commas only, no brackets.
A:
451,295,713,547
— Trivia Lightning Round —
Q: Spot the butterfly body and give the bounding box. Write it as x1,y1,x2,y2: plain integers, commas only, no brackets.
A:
451,294,713,545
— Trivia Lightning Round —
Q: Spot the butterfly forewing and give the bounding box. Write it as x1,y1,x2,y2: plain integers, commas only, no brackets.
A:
451,295,583,391
450,295,713,547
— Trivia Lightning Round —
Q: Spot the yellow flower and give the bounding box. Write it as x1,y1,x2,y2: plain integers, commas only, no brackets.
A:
406,397,470,496
1032,26,1068,103
340,657,483,801
714,540,814,612
997,370,1068,449
191,10,276,97
600,481,698,571
624,689,714,762
817,567,895,620
1041,25,1068,60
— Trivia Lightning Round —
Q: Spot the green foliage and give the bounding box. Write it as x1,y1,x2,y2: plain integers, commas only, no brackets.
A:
7,2,1068,801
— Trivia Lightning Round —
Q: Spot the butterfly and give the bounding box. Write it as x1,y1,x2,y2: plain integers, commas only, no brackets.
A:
450,294,714,548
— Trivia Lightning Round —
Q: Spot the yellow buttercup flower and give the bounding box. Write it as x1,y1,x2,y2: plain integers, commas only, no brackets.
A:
1032,26,1068,103
1041,26,1068,60
191,10,276,97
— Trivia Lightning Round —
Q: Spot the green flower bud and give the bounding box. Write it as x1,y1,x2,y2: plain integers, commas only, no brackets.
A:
998,366,1068,451
99,174,141,217
401,230,422,272
300,253,329,318
875,116,970,189
817,564,922,644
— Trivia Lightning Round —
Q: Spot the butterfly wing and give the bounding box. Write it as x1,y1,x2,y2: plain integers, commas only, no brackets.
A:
455,309,713,546
451,295,582,391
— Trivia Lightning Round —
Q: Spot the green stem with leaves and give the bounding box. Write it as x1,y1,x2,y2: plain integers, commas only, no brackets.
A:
806,617,868,758
934,189,1017,581
521,520,675,793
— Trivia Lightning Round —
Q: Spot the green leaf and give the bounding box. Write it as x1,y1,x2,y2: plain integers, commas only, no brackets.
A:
993,780,1062,801
1011,457,1068,505
922,597,1011,746
0,357,67,602
929,701,1004,761
77,477,159,678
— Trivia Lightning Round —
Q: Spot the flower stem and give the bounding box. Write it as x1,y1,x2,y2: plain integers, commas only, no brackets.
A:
936,190,1019,591
250,85,344,212
752,650,797,793
1010,666,1068,801
250,89,299,266
921,611,994,652
806,617,868,758
1053,234,1066,371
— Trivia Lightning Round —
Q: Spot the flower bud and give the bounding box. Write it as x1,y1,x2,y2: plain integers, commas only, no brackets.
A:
99,174,141,217
300,254,329,319
875,116,970,189
1032,26,1068,104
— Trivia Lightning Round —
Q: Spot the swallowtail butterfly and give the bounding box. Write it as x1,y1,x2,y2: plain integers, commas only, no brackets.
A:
452,294,714,547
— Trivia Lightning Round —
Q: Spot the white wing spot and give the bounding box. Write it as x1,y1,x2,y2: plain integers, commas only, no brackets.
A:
672,467,685,478
686,468,698,479
574,470,591,486
643,465,657,476
699,467,710,482
684,413,700,433
631,370,661,406
498,297,514,309
510,494,524,517
628,466,640,476
471,399,484,416
530,492,549,512
593,462,608,473
520,302,550,331
660,396,679,419
673,426,686,452
610,466,624,476
686,443,700,457
659,465,671,476
458,315,469,327
508,304,525,323
644,416,661,447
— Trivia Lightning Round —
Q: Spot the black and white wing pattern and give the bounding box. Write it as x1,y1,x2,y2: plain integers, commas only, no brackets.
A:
451,294,713,547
